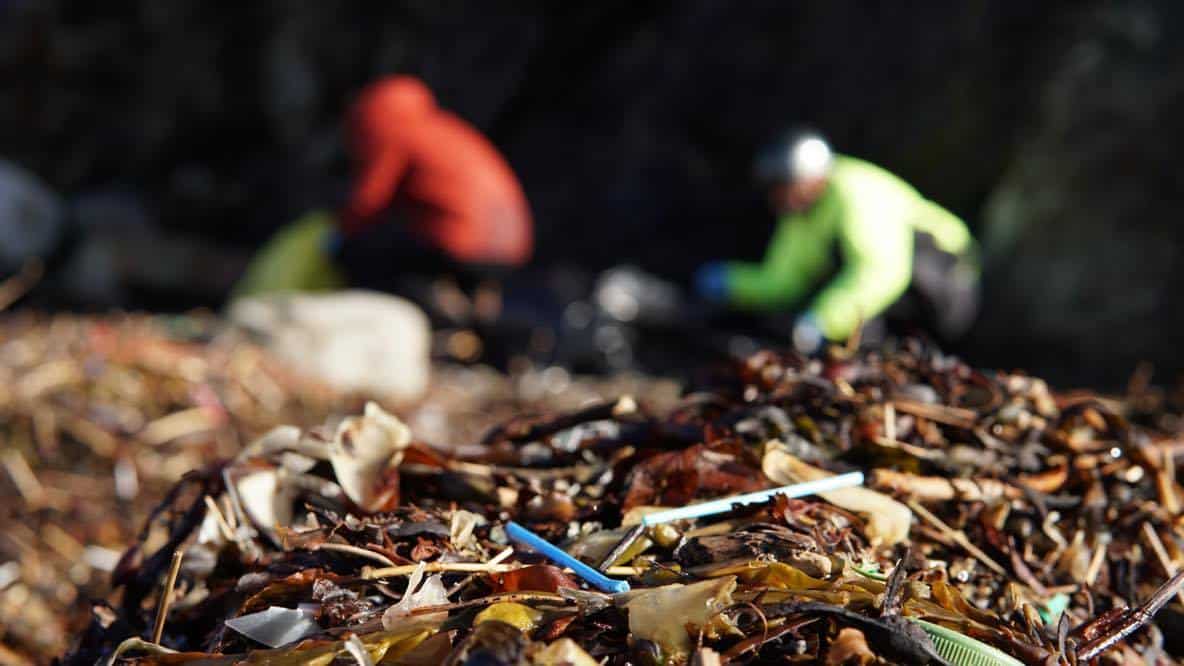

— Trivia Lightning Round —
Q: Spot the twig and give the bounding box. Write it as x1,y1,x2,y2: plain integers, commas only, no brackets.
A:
363,561,523,580
203,495,237,543
873,437,942,461
907,500,1006,576
880,554,909,618
871,469,1021,502
221,468,250,535
891,399,977,429
60,414,117,457
1077,569,1184,661
0,259,43,312
221,494,238,529
1084,538,1107,586
606,565,647,577
1159,447,1180,515
152,550,185,644
1,449,47,508
42,523,84,561
140,408,216,446
597,523,647,572
721,621,803,661
1140,523,1184,606
104,637,178,666
1006,536,1049,596
408,591,567,616
481,395,639,445
447,547,514,597
316,543,396,567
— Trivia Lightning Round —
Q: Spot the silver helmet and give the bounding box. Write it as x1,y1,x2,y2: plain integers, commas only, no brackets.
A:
753,128,834,186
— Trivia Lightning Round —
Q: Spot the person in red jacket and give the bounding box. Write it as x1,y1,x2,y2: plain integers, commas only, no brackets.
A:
233,76,533,365
237,75,533,321
339,75,533,269
332,76,533,313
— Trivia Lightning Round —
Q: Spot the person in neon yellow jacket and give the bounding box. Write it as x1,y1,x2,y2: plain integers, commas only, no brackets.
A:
696,129,979,353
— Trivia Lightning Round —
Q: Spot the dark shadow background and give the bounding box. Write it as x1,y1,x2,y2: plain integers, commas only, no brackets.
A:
2,0,1183,388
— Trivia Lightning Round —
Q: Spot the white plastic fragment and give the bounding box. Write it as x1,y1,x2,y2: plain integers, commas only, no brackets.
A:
236,468,296,532
382,562,449,629
449,509,485,550
343,634,376,666
223,605,321,648
329,402,412,512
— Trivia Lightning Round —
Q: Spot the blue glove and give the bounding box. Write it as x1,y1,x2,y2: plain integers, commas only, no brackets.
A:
694,262,729,303
322,226,344,258
792,312,825,355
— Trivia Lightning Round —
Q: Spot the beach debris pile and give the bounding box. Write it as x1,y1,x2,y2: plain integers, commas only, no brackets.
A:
61,339,1184,664
0,313,348,663
0,313,677,664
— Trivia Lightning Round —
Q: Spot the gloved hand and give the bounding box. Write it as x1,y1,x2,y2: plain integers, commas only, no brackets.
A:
233,211,346,297
694,262,730,303
792,312,825,355
322,226,344,258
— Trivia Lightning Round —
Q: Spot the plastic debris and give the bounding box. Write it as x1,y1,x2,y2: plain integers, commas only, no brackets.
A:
223,606,321,648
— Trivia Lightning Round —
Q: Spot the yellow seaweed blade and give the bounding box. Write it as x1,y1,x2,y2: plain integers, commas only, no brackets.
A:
474,602,544,633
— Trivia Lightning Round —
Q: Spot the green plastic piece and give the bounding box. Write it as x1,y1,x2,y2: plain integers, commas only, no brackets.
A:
908,618,1024,666
1037,593,1071,624
852,563,888,581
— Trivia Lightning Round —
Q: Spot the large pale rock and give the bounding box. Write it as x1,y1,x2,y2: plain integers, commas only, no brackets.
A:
229,290,430,402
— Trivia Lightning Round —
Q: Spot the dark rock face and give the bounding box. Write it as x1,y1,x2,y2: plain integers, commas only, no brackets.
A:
970,2,1184,386
0,2,1055,253
3,1,1182,385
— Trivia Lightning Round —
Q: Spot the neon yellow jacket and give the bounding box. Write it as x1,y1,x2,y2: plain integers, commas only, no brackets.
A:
724,156,974,340
233,211,345,298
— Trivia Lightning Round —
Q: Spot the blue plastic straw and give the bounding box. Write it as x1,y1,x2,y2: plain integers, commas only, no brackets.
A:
639,471,865,526
505,521,631,594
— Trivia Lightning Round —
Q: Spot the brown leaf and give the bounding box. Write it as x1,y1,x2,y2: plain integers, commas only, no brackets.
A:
539,614,579,641
622,443,765,510
410,536,443,561
403,442,451,468
240,569,346,614
488,565,578,593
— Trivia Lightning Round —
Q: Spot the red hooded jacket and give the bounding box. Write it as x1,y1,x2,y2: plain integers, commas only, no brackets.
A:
339,76,533,266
